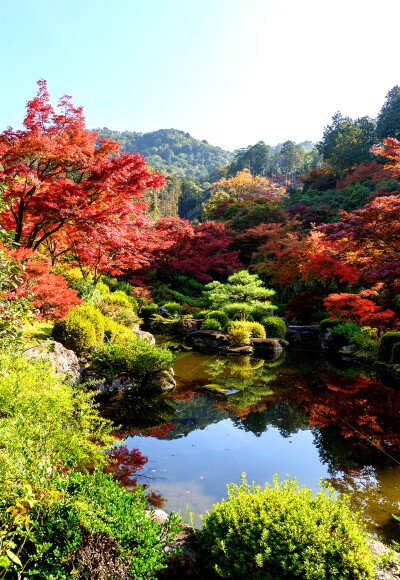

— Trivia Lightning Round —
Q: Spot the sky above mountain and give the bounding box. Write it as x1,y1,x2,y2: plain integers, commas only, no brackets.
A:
1,0,399,151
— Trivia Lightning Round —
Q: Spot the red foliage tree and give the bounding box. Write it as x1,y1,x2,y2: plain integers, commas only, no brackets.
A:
336,161,392,189
324,293,397,330
152,217,241,282
0,80,164,253
320,194,400,294
11,249,82,320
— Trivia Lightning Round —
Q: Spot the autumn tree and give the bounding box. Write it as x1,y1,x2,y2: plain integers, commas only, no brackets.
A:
152,217,241,283
376,86,400,141
0,80,164,253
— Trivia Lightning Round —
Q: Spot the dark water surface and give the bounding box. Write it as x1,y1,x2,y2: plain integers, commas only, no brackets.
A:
101,348,400,544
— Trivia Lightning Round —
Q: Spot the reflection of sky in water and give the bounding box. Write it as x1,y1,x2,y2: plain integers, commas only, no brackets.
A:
126,417,330,526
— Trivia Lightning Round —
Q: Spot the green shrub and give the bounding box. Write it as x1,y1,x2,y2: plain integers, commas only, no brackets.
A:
0,352,180,578
103,317,137,344
74,304,105,342
205,310,229,330
331,321,362,347
163,301,183,316
192,309,210,319
91,341,176,384
228,321,252,346
379,331,400,362
391,342,400,364
197,475,374,580
68,277,96,301
309,311,328,324
141,303,159,319
108,290,137,311
16,471,181,579
261,316,286,339
245,321,266,338
52,315,97,356
201,319,222,331
319,318,341,336
95,281,110,295
114,306,140,328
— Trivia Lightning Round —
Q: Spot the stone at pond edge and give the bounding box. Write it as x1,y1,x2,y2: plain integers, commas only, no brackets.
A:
24,341,82,383
145,369,176,393
252,338,283,358
133,329,156,344
149,510,207,580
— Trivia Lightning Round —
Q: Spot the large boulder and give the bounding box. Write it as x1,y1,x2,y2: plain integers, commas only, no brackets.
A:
252,338,283,358
186,330,229,352
24,341,82,383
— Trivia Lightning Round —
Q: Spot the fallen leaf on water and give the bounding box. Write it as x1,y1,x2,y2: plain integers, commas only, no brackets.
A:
186,490,191,494
199,476,204,479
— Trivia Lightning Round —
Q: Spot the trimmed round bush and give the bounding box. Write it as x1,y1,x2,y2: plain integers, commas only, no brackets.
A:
228,321,252,346
52,315,97,356
379,331,400,362
74,304,105,342
205,310,229,330
245,321,266,339
261,316,286,339
319,318,341,336
163,301,183,316
197,475,374,580
201,319,222,331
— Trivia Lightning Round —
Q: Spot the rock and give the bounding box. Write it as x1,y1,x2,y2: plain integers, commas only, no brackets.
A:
158,306,169,317
285,328,301,347
288,325,320,343
24,341,82,383
181,318,203,334
146,369,176,393
368,540,400,579
252,338,283,358
134,329,156,344
186,330,229,352
226,345,253,355
156,524,207,580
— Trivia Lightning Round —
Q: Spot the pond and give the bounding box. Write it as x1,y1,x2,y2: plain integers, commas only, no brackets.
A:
100,347,400,545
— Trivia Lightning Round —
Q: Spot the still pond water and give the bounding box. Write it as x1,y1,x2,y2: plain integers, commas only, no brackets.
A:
101,346,400,545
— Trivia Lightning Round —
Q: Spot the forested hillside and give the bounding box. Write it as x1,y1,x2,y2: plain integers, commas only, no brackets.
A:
94,127,233,179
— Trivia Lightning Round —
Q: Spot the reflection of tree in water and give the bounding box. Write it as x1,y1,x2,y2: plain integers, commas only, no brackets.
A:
204,355,280,417
162,393,230,439
235,402,309,438
293,369,400,457
98,391,176,432
314,426,400,544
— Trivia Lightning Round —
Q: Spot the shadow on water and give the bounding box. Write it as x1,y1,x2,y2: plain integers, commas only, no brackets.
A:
100,348,400,544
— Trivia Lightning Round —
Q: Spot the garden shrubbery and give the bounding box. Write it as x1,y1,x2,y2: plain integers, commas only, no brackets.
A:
91,340,176,384
205,310,229,330
196,475,374,580
0,352,181,578
261,316,286,339
228,321,252,346
201,318,223,331
379,331,400,362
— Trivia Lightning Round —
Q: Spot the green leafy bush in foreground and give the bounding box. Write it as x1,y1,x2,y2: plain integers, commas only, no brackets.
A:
205,310,229,330
197,475,374,580
91,340,176,384
0,352,181,578
11,471,181,580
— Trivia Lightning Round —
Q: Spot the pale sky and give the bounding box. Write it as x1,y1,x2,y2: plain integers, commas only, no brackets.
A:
1,0,399,151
